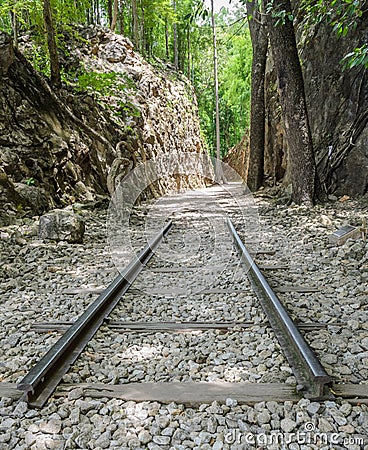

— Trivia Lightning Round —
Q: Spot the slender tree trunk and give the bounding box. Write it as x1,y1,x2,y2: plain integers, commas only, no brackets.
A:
43,0,61,88
265,0,317,204
140,0,146,55
165,17,170,60
187,26,190,78
110,0,118,31
107,0,113,26
86,6,92,24
10,1,19,48
118,0,124,34
211,0,224,182
173,1,178,70
131,0,139,50
246,0,268,190
96,0,100,24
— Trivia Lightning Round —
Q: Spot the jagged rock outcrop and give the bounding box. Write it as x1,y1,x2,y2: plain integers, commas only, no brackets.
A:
0,26,206,225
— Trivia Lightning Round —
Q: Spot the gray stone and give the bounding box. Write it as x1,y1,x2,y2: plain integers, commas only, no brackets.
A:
24,431,37,447
161,427,174,436
0,417,15,429
13,401,28,418
280,418,297,433
225,398,238,407
39,209,85,243
39,418,62,434
153,435,170,445
67,388,83,401
258,411,271,425
306,402,321,415
329,409,347,426
318,417,334,433
95,431,111,448
0,431,11,443
156,415,170,429
339,403,352,416
138,430,152,444
361,337,368,350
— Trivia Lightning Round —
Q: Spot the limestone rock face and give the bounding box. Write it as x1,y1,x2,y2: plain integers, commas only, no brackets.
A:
223,135,248,181
38,208,85,243
0,33,14,76
0,27,206,225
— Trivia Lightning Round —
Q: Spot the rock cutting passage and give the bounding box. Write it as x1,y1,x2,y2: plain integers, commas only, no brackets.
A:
0,2,368,447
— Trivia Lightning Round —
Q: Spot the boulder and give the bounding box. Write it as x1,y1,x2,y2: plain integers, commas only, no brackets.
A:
38,208,85,243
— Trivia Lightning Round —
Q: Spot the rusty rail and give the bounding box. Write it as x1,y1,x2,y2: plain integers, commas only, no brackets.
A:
227,218,331,399
18,221,172,407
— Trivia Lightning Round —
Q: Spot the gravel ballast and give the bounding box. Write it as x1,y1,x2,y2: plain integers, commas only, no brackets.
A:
0,185,367,449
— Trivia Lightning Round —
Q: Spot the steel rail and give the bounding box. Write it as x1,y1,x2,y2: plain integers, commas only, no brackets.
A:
227,218,331,399
18,221,172,407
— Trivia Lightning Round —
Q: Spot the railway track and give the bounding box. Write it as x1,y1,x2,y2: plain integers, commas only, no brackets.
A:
15,211,334,408
17,221,173,408
2,184,368,450
0,184,362,412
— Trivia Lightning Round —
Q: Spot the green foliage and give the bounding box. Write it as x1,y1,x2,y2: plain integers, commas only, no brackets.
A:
25,177,35,186
220,33,252,147
23,41,51,76
75,71,124,95
180,2,252,155
299,0,366,67
0,0,44,34
0,0,252,157
128,0,175,58
265,1,293,26
301,0,364,36
73,69,140,119
341,43,368,68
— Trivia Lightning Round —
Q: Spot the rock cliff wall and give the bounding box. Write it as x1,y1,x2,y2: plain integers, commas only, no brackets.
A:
300,16,368,197
0,26,206,226
225,12,367,198
264,10,368,197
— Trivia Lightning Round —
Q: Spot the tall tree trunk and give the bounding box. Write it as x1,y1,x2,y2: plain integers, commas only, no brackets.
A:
107,0,113,26
110,0,118,31
43,0,61,88
165,17,170,60
211,0,224,182
173,1,178,70
96,0,100,24
187,26,190,78
140,0,146,55
10,1,19,48
246,0,268,190
131,0,139,50
118,0,124,34
265,0,317,204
